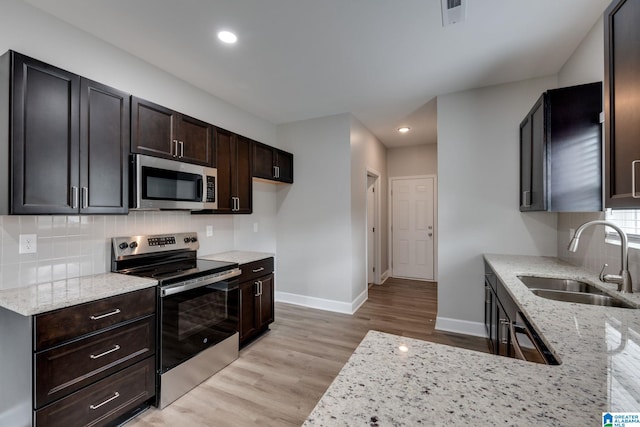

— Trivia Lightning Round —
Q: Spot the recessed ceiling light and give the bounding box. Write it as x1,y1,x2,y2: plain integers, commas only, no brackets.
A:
217,30,238,44
398,127,411,133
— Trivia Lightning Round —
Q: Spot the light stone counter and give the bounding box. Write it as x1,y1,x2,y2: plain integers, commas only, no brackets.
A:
201,250,274,265
305,255,640,426
0,273,157,316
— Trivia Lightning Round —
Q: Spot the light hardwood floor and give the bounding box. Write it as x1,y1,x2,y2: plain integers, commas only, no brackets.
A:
127,278,489,427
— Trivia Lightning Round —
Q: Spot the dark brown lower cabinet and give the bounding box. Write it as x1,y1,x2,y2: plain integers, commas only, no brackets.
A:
35,316,155,407
34,357,155,427
33,288,156,426
239,258,275,346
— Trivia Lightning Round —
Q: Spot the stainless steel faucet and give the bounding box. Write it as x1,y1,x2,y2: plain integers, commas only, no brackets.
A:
567,220,633,293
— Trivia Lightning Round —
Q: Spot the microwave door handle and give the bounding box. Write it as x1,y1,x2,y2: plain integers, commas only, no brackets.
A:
197,178,203,201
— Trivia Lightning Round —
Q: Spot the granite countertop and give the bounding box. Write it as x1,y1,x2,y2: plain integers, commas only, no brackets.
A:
0,250,273,317
305,255,640,426
0,273,157,316
200,250,274,265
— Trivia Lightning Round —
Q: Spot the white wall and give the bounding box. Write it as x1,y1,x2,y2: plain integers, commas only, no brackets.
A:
388,144,437,177
350,116,388,298
436,76,560,335
233,181,278,254
275,114,354,310
274,113,388,312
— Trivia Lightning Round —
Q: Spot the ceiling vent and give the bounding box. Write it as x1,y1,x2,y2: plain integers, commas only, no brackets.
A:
441,0,466,26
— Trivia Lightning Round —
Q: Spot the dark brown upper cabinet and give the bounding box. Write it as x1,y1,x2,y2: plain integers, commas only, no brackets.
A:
519,82,603,212
0,51,129,214
252,141,294,184
131,96,213,167
214,128,252,214
604,0,640,208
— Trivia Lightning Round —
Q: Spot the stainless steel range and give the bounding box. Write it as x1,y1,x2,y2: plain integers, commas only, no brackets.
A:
111,232,241,409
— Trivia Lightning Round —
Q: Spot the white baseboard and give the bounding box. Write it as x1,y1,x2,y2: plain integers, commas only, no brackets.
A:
435,316,487,338
380,269,390,284
276,289,368,315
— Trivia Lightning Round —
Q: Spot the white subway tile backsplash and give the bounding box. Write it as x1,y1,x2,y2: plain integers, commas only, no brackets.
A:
0,212,239,290
20,261,38,286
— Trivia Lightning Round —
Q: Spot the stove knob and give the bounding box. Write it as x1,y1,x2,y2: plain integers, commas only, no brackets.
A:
129,241,138,249
118,242,128,250
190,236,198,243
184,237,191,244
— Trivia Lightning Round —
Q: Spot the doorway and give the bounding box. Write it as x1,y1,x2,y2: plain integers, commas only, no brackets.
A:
366,170,381,285
390,176,437,281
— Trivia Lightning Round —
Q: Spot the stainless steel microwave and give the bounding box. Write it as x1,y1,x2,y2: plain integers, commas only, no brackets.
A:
131,154,217,210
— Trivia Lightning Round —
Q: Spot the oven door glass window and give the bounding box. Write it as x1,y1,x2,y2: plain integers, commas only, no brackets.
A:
160,280,239,372
142,166,203,202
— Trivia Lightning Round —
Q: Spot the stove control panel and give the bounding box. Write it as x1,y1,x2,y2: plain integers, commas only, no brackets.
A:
112,232,200,258
149,236,176,247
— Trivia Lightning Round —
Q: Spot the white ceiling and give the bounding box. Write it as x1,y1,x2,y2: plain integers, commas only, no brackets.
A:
23,0,610,148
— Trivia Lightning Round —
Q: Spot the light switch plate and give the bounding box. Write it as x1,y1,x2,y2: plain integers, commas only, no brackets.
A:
253,222,259,233
19,234,37,254
206,225,213,237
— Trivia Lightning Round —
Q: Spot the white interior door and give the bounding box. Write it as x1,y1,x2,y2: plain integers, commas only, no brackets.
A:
392,177,435,280
367,177,376,284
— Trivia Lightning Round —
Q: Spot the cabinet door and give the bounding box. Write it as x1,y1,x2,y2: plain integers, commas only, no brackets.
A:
176,114,213,166
11,52,80,214
214,127,234,213
239,280,258,343
253,141,276,180
605,0,640,207
258,274,274,329
519,115,532,210
529,98,546,211
519,96,546,212
131,97,175,160
275,149,294,183
80,79,130,214
235,135,253,213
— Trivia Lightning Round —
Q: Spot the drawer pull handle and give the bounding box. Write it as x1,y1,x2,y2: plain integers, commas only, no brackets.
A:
90,308,121,320
252,267,265,273
89,392,120,410
90,345,121,360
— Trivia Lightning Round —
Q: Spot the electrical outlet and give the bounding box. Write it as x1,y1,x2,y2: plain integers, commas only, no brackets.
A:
206,225,213,237
253,222,259,233
19,234,37,254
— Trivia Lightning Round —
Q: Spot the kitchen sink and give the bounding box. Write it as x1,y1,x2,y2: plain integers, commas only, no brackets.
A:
529,289,636,308
517,276,636,309
517,276,603,294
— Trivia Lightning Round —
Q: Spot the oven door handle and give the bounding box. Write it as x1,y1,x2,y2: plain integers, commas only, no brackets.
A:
160,268,241,297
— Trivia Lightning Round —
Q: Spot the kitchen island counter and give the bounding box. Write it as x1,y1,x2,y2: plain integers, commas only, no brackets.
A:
304,255,640,426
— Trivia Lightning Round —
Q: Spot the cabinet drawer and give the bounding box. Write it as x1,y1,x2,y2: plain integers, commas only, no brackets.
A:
34,287,156,350
35,316,155,408
34,356,155,427
239,258,274,283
